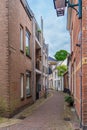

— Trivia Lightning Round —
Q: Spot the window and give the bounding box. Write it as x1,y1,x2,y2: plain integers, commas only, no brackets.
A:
55,81,56,87
58,80,60,86
26,29,30,56
71,23,73,52
55,72,56,78
20,25,24,51
20,74,24,99
26,72,31,96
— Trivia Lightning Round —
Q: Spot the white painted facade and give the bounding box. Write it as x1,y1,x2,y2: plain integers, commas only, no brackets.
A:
49,65,63,91
42,43,48,91
48,58,67,91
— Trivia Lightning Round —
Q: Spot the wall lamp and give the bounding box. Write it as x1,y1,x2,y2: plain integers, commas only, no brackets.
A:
65,0,82,19
53,0,82,19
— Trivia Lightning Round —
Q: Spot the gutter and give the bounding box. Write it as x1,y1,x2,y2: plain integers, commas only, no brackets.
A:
20,0,34,20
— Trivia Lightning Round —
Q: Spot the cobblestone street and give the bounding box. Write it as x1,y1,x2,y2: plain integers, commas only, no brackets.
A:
0,91,72,130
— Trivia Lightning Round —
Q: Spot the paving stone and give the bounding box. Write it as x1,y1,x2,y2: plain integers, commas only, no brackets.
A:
0,91,73,130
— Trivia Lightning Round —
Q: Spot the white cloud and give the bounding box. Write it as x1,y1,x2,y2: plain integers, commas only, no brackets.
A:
27,0,70,57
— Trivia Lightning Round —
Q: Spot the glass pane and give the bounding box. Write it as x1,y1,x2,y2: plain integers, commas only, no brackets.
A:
20,27,23,50
26,31,30,55
21,75,24,98
26,76,30,95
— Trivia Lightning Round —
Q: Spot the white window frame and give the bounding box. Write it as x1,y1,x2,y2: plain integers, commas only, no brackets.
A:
20,74,24,99
26,72,31,96
26,29,30,56
20,25,24,51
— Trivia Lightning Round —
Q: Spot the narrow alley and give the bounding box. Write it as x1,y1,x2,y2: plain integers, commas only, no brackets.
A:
0,91,72,130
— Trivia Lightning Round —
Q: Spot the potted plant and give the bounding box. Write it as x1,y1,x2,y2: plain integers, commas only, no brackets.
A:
65,95,74,106
37,29,41,33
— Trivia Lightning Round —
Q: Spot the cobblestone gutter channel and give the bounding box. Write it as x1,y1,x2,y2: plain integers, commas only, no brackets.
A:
64,101,82,130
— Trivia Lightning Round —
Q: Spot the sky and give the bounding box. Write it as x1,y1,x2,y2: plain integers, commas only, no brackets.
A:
27,0,70,57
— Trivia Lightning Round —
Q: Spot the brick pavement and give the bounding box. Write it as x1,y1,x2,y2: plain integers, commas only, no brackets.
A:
0,91,72,130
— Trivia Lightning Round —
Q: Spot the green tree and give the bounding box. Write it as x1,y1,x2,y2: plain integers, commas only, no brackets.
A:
54,50,69,61
56,65,67,91
56,65,67,76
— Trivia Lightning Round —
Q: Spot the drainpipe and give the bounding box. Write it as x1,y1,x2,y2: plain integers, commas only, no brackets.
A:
78,0,82,127
73,0,82,127
32,17,36,102
76,4,82,129
80,15,82,128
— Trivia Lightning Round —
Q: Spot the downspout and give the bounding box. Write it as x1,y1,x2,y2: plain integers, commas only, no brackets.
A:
80,12,82,128
32,17,36,102
8,0,11,116
78,0,82,127
76,1,82,127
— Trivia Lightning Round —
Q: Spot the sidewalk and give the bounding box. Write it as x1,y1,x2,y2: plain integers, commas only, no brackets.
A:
0,90,79,130
0,92,52,128
64,95,81,130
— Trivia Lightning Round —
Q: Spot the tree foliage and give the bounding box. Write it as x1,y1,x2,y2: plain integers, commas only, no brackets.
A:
56,65,67,76
54,50,69,61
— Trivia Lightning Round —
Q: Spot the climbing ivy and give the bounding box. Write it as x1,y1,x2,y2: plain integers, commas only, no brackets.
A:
56,65,67,76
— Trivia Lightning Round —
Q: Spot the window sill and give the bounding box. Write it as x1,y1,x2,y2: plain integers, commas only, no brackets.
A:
20,50,24,54
26,54,31,59
26,95,32,98
21,97,25,101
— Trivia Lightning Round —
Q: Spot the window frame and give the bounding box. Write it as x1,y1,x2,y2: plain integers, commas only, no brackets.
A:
20,25,24,52
25,29,31,57
20,73,24,100
26,71,31,97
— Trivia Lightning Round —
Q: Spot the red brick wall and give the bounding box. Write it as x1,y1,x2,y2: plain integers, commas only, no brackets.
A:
82,0,87,125
70,6,81,118
0,0,34,116
8,0,33,115
69,0,87,126
63,72,68,89
0,0,10,115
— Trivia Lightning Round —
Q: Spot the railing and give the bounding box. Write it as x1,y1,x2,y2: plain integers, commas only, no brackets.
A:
43,66,48,74
36,60,41,71
43,43,48,54
20,0,34,19
35,30,41,43
35,23,41,43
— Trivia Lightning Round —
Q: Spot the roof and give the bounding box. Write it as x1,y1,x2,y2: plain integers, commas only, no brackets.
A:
63,71,68,76
48,56,57,62
21,0,34,19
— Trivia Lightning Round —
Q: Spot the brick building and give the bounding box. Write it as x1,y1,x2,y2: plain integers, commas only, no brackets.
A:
0,0,48,117
63,71,69,91
42,43,48,97
32,18,48,100
53,0,87,129
67,0,87,129
0,0,34,117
